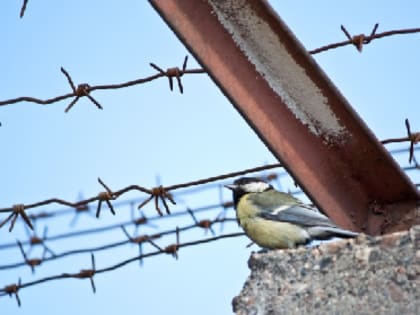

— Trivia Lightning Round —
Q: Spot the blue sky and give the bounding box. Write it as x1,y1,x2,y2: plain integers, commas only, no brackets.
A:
1,1,419,314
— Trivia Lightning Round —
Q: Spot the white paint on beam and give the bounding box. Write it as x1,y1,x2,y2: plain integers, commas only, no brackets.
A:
209,0,349,143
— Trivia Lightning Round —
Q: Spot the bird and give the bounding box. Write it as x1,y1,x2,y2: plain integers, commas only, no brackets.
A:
225,177,358,249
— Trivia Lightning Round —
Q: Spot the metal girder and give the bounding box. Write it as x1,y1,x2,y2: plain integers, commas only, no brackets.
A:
149,0,419,234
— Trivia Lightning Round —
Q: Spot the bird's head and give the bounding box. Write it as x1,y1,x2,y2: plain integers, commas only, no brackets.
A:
225,177,273,205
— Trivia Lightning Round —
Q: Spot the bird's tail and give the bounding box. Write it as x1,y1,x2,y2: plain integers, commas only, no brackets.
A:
308,226,358,240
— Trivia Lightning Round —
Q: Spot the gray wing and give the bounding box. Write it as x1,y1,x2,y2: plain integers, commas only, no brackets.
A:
259,203,334,228
259,203,358,238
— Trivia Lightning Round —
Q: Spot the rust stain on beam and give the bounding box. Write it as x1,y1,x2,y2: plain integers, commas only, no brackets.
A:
149,0,419,234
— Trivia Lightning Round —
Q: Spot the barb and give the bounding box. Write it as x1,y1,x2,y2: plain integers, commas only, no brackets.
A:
187,208,215,235
73,254,96,294
405,119,420,164
17,241,43,274
61,67,102,112
4,279,21,307
61,68,103,112
25,226,56,258
381,119,419,163
150,56,191,93
309,25,420,54
0,204,33,232
137,185,176,216
0,57,206,111
96,178,116,218
20,0,28,18
163,226,180,259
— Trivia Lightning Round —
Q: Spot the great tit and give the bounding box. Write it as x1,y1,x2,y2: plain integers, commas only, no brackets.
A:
225,177,358,249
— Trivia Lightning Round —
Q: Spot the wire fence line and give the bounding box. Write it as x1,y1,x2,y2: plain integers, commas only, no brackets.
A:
1,134,418,234
0,143,414,238
0,172,249,305
0,151,418,306
1,141,418,236
1,21,419,111
0,166,284,306
1,145,416,251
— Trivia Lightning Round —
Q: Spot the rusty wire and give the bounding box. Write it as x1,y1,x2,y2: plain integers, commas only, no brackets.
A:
0,154,417,305
0,232,244,305
0,25,419,112
0,144,417,235
0,217,236,271
0,146,413,228
0,168,290,251
309,24,420,54
24,170,288,223
0,56,205,112
0,163,283,231
0,203,228,251
1,143,416,232
0,166,282,305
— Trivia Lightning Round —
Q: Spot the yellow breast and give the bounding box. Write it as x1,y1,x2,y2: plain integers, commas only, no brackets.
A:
236,194,310,249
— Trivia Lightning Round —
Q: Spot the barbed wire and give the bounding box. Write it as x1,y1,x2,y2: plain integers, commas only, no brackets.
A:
0,163,282,232
1,132,418,234
0,165,304,306
0,217,237,272
1,144,416,252
0,165,276,306
2,145,417,228
0,149,412,227
0,153,418,306
0,57,205,112
309,24,420,54
0,166,276,306
0,231,245,306
0,201,236,251
1,23,419,113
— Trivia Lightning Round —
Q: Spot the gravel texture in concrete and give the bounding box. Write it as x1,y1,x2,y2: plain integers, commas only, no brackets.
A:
233,226,419,315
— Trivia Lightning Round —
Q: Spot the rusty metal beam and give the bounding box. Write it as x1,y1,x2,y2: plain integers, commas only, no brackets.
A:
149,0,419,235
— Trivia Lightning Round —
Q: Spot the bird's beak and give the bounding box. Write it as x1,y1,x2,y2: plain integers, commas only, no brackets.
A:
224,184,237,190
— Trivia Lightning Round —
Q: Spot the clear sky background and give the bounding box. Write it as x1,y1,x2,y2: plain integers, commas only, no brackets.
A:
1,1,419,314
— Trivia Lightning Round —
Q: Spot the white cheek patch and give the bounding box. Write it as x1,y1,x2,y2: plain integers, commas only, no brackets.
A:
241,182,270,193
